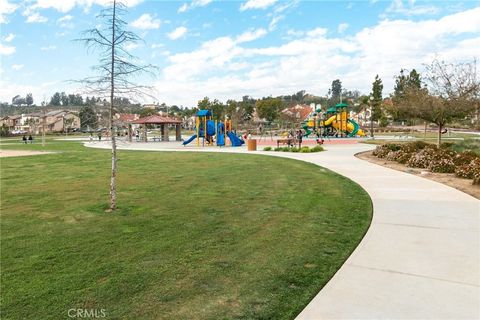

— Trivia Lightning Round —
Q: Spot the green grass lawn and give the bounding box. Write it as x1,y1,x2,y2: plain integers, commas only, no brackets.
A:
0,139,372,320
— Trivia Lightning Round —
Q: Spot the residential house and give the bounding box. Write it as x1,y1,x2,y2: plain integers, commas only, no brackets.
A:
0,116,16,131
44,110,81,133
281,104,314,123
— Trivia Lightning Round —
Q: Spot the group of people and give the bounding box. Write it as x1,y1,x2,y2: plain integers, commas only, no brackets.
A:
22,135,34,144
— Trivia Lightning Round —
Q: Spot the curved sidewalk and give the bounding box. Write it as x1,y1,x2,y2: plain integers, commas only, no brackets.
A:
86,141,480,319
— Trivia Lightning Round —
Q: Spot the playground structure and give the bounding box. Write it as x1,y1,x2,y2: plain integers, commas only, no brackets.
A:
182,110,245,147
302,103,365,137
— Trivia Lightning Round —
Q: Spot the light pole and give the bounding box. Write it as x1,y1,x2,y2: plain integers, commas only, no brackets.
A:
369,96,374,138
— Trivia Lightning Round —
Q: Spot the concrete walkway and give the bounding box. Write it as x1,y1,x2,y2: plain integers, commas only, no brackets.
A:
86,141,480,319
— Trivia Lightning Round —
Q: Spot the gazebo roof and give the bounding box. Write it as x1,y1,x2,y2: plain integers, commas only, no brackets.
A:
132,115,182,124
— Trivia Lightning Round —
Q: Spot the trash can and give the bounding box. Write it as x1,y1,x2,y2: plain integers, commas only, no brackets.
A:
247,139,257,151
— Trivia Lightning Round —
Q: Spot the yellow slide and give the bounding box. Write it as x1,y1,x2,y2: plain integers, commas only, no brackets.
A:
324,115,365,137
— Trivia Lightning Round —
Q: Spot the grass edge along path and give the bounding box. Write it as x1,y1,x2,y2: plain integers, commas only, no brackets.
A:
1,139,372,319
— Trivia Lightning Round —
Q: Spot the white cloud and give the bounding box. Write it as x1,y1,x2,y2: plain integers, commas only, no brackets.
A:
240,0,277,11
40,45,57,51
0,0,18,24
11,64,24,70
125,43,140,51
151,43,164,49
383,0,440,17
338,23,349,33
26,12,48,23
178,0,212,13
4,33,15,42
131,13,161,30
236,28,267,43
168,27,188,40
178,4,188,13
0,43,15,55
268,14,283,31
28,0,143,13
150,7,480,107
57,14,74,28
57,14,72,23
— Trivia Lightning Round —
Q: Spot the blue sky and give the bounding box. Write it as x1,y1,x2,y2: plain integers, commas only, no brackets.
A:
1,0,479,107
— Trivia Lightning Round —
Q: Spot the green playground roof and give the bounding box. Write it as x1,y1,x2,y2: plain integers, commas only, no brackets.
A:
326,107,337,113
335,103,349,108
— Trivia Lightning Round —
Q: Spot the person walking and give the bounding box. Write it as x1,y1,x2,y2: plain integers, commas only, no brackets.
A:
28,135,33,144
22,135,27,144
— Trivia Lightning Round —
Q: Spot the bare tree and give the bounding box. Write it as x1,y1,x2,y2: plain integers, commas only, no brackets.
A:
394,59,479,147
76,0,155,211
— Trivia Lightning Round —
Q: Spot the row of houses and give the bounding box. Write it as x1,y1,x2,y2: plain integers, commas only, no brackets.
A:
0,110,81,134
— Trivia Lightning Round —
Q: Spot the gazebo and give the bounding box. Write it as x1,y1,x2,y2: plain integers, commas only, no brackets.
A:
131,115,183,142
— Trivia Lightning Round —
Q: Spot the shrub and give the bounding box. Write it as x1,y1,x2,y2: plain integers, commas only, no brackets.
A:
373,143,401,158
291,147,300,153
407,147,444,168
273,147,282,151
429,158,456,173
452,151,478,166
311,145,324,152
300,146,311,153
263,146,272,151
455,158,480,180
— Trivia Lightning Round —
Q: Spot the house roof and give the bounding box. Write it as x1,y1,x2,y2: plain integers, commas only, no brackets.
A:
281,104,312,121
45,110,67,116
117,113,138,122
132,115,182,124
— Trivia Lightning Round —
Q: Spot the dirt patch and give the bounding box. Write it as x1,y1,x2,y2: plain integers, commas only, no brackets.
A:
0,150,55,158
357,150,480,200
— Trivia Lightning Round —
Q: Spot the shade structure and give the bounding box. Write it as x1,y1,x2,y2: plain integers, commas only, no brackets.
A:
131,115,182,142
131,115,182,125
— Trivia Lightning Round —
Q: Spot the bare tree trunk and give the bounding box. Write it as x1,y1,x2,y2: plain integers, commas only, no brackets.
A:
109,0,117,211
424,122,427,140
437,124,442,148
42,110,46,147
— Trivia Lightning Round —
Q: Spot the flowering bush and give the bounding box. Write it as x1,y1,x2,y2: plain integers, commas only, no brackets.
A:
452,151,478,166
455,158,480,180
406,147,441,168
373,143,401,158
373,141,479,183
429,158,456,173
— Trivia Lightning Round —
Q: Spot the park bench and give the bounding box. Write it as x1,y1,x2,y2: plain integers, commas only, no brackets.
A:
277,138,295,147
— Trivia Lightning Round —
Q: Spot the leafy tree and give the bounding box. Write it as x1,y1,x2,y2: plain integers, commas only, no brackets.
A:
395,59,479,146
256,97,282,123
328,79,342,105
50,92,61,106
139,108,157,118
0,123,10,137
389,69,422,120
60,92,69,106
370,74,384,122
198,97,211,110
79,106,97,130
210,99,225,119
77,0,154,211
25,117,39,133
12,95,27,106
25,93,34,106
239,95,255,122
